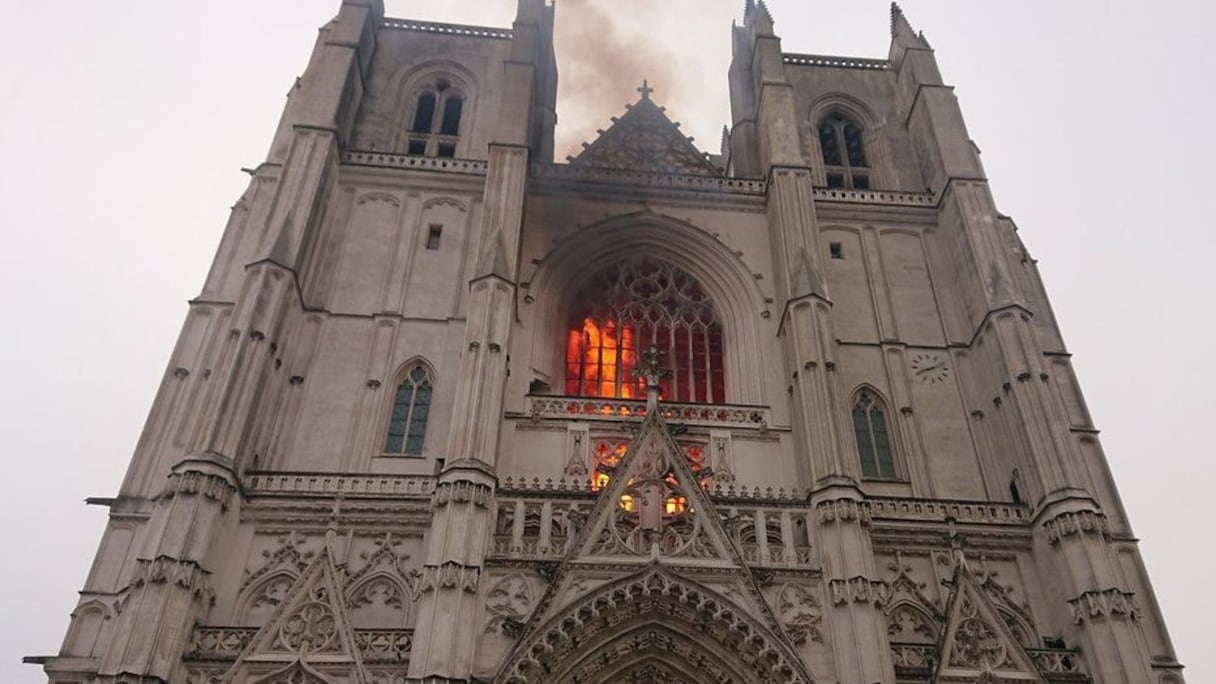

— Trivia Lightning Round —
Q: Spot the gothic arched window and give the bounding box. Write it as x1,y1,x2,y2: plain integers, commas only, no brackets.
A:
407,78,465,158
565,258,725,404
384,364,434,455
852,389,896,479
818,113,870,190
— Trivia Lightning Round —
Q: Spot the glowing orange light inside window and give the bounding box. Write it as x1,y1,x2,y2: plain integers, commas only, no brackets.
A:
665,496,687,514
619,494,636,511
566,318,640,399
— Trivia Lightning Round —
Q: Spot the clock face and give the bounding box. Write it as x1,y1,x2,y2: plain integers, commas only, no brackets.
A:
911,353,950,383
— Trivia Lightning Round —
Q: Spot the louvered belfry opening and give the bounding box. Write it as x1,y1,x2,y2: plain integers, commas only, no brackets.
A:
565,257,725,404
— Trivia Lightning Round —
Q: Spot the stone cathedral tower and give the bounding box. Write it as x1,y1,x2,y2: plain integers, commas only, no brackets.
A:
31,1,1184,683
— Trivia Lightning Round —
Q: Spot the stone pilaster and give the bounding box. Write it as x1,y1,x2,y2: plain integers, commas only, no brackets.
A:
1036,500,1156,683
407,462,496,682
811,484,894,684
97,457,238,683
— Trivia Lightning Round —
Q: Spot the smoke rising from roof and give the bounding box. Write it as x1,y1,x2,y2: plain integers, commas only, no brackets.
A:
552,0,725,160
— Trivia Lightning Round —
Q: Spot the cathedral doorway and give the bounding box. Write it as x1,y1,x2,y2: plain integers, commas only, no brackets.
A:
497,565,810,684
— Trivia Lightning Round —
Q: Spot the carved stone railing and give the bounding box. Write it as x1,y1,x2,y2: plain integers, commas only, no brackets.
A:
1029,648,1088,681
244,472,436,498
381,18,512,40
524,395,772,430
784,53,891,70
533,164,766,195
891,642,935,675
342,150,490,175
869,496,1030,525
813,187,936,207
185,627,414,663
185,627,257,660
355,629,415,664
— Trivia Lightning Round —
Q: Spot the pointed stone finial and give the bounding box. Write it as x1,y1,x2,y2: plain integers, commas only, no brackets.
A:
633,345,673,411
890,2,904,36
637,80,654,100
744,0,756,21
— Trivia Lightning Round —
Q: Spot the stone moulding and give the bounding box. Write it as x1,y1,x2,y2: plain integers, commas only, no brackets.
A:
244,472,436,498
380,18,513,40
185,626,413,664
891,643,1087,682
812,186,936,206
524,395,773,429
342,150,489,175
783,52,892,70
533,163,767,195
870,497,1030,525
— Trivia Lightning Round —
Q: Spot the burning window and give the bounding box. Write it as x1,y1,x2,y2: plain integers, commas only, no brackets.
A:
565,258,725,404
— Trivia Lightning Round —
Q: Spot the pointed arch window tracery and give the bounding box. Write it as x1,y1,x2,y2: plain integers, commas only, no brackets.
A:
407,77,464,158
565,257,725,404
384,364,434,455
818,112,870,189
852,389,896,479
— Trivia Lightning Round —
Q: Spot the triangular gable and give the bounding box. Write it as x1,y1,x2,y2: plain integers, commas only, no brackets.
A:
571,409,741,567
935,561,1044,683
498,407,813,682
570,88,724,176
222,539,366,684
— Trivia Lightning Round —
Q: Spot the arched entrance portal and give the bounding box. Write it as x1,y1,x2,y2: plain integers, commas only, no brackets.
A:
498,565,812,684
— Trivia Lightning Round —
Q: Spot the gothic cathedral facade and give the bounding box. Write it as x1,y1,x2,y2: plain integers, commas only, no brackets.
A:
34,2,1184,683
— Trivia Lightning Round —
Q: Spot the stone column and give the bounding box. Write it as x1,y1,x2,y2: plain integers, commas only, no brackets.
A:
811,484,894,684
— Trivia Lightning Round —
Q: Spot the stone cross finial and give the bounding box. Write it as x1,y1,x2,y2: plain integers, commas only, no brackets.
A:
633,345,672,411
637,80,654,100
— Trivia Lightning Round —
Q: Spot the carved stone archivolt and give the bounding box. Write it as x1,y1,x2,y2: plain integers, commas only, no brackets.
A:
497,564,812,684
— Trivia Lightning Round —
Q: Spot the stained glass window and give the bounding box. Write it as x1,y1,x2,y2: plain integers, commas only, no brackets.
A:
852,390,896,479
565,258,725,404
384,365,434,455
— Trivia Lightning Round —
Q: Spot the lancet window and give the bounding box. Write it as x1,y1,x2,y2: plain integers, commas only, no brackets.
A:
852,389,896,479
565,257,725,404
407,78,464,158
384,364,434,455
818,112,870,189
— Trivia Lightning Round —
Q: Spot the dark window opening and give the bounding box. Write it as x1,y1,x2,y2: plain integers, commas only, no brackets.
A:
1010,477,1024,505
436,143,457,158
407,140,427,156
439,97,463,136
426,225,442,250
412,93,437,133
384,365,434,455
819,112,871,190
829,242,843,260
853,390,896,479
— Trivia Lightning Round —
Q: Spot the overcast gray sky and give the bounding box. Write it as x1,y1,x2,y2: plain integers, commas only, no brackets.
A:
1,1,1212,681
